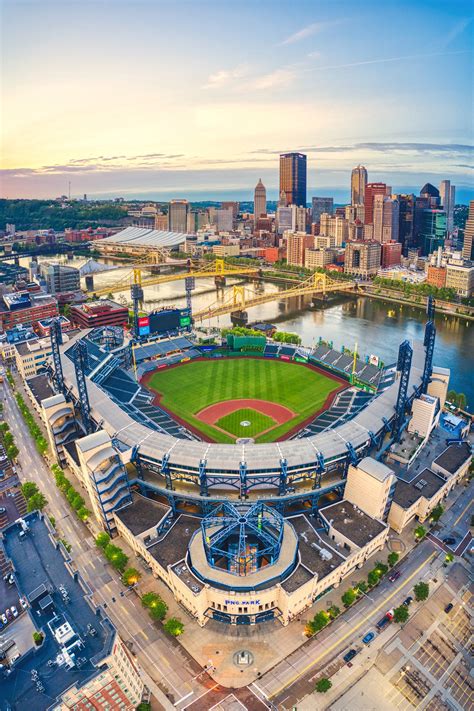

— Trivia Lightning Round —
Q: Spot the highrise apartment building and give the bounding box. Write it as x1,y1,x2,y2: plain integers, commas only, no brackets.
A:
254,179,267,221
279,152,307,207
462,200,474,260
373,195,400,243
344,241,381,278
364,183,388,226
43,263,80,294
439,180,455,233
351,165,368,205
311,197,333,224
320,213,348,247
286,231,314,267
168,199,189,233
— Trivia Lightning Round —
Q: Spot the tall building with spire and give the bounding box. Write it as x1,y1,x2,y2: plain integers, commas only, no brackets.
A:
254,178,267,221
279,152,307,207
351,165,368,206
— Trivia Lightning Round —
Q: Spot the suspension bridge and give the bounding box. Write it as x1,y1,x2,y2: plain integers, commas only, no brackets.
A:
193,272,356,321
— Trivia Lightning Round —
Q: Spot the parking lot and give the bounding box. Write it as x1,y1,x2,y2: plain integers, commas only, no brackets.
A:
0,484,27,634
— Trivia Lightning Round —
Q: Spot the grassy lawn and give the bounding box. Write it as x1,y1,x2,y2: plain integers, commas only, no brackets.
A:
216,408,275,438
146,357,340,443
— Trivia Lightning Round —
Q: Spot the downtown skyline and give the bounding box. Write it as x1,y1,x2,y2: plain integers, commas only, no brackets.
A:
1,0,473,201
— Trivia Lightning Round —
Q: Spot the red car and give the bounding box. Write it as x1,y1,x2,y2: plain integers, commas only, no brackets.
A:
389,570,401,583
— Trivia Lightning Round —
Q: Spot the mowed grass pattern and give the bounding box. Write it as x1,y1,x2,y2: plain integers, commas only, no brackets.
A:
216,408,275,438
147,358,340,443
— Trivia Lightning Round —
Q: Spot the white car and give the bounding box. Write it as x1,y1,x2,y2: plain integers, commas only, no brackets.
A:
19,597,27,609
0,614,7,625
10,606,18,618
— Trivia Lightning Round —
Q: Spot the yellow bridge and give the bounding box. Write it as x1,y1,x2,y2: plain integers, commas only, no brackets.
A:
193,272,356,321
90,259,260,297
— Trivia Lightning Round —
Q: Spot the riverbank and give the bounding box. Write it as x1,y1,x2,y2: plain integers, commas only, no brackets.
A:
359,286,474,322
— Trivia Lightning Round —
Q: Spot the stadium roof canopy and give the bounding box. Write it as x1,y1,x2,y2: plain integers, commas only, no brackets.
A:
99,226,189,248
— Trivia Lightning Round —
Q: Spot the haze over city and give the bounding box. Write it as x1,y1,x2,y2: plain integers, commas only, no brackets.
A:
1,0,473,201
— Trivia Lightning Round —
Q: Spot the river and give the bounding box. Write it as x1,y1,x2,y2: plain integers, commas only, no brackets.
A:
24,255,474,406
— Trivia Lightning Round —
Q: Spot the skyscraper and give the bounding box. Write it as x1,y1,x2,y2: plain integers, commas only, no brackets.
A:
279,153,307,207
254,178,267,221
351,165,368,206
439,180,455,233
373,195,400,243
462,200,474,261
396,194,415,254
311,197,333,224
364,183,388,226
168,199,189,233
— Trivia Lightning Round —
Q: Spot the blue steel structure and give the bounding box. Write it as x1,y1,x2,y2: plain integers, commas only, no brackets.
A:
50,318,64,395
131,281,144,340
421,296,436,394
201,502,284,576
73,339,93,435
392,340,413,442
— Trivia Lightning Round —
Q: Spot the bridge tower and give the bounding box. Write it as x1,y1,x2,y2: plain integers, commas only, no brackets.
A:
73,339,93,434
50,318,65,395
391,340,413,442
421,296,436,394
131,269,144,340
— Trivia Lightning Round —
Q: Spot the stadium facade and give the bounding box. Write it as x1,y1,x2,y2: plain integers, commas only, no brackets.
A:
25,311,471,627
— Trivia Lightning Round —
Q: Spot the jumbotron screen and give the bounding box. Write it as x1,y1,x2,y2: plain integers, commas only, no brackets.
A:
148,308,191,334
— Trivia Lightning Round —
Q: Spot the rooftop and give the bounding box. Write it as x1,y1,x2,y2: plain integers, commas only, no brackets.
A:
114,494,170,536
25,374,55,404
148,515,200,569
289,515,346,580
433,442,471,475
280,563,313,593
357,456,395,483
71,299,127,314
319,500,387,548
392,468,446,508
0,513,116,711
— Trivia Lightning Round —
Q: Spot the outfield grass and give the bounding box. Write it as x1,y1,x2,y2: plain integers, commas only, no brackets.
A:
146,357,340,443
216,408,275,438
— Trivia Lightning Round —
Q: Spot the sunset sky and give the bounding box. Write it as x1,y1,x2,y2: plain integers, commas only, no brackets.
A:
1,0,472,201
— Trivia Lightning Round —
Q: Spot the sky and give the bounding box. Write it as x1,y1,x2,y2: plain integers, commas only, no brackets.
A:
1,0,473,202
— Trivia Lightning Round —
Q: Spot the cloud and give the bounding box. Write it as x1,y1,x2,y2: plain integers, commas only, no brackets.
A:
250,142,473,156
280,20,343,46
442,17,472,48
203,64,248,89
251,68,296,90
301,49,470,74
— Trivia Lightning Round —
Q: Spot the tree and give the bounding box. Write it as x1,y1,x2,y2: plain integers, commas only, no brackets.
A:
414,581,429,601
7,444,19,460
388,552,399,568
375,562,388,576
141,592,160,608
164,617,184,637
328,605,340,619
32,631,44,646
312,611,330,631
355,580,368,594
104,544,128,572
430,504,444,523
393,605,409,624
21,481,39,499
141,592,168,621
414,525,426,540
27,492,48,512
122,567,142,586
445,552,454,564
315,678,332,693
77,506,91,521
341,589,357,607
367,570,380,587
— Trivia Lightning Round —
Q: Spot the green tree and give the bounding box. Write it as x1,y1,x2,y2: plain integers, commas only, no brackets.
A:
312,610,330,631
122,567,142,586
32,631,44,646
374,562,388,576
367,570,380,587
136,704,151,711
341,588,357,607
445,552,454,564
315,678,332,693
7,444,19,460
355,580,368,594
388,552,399,568
328,605,340,619
77,506,91,521
393,605,409,624
141,592,160,608
104,543,128,572
141,592,168,620
414,581,429,601
414,525,426,540
430,504,444,523
21,481,39,499
164,617,184,637
27,492,48,512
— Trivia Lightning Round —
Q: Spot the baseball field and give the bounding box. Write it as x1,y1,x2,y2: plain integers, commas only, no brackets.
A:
143,357,344,443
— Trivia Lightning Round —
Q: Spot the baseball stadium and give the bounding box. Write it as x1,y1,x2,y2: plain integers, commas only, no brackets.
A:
33,295,471,627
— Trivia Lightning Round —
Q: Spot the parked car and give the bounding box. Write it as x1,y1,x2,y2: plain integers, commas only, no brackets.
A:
376,609,394,631
0,614,7,625
19,597,27,609
403,596,413,606
444,603,454,613
10,606,17,618
343,649,358,663
443,537,456,545
0,507,6,514
10,653,20,664
5,609,12,620
389,570,401,583
362,631,375,644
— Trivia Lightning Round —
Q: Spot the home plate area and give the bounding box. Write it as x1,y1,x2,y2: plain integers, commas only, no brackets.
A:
197,399,295,440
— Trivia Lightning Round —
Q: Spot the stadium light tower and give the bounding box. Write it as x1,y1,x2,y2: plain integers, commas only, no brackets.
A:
392,340,413,442
131,269,144,340
73,339,93,434
421,296,436,394
50,317,65,394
